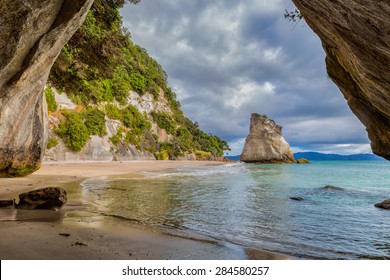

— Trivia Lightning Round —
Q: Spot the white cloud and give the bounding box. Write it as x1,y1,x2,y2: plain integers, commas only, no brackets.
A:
250,0,286,14
297,144,372,155
225,80,275,110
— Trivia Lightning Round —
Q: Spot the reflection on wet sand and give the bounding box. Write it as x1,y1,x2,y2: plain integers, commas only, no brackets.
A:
0,209,64,222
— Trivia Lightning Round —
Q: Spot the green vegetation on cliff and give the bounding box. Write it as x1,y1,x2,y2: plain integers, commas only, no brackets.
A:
48,0,229,158
44,86,58,112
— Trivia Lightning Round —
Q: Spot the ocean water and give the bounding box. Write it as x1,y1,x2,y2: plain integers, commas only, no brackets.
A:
81,161,390,259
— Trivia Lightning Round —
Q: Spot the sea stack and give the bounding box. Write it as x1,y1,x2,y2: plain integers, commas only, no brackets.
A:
240,114,294,163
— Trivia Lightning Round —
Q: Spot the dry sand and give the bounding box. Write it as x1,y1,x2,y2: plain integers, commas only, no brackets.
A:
0,160,289,260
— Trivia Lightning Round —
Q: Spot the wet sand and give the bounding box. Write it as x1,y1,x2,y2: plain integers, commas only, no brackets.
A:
0,161,289,260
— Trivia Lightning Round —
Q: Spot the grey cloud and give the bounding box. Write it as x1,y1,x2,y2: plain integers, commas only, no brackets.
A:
121,0,370,155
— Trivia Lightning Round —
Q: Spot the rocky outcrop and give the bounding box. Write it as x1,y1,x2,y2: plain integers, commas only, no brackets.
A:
291,0,390,160
321,185,344,191
240,114,294,163
16,187,67,210
44,88,170,161
296,158,310,164
374,199,390,210
0,0,93,177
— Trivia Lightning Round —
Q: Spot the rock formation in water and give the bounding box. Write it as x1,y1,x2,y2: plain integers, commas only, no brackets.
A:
0,0,93,177
374,199,390,210
321,185,344,191
296,158,310,164
240,114,294,163
291,0,390,160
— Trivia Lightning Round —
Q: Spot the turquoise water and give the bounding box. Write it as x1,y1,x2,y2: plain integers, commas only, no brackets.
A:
81,161,390,259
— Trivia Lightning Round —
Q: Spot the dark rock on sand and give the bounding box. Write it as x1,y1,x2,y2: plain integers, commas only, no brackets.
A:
290,197,304,201
16,187,67,210
374,199,390,210
0,199,15,208
321,185,344,191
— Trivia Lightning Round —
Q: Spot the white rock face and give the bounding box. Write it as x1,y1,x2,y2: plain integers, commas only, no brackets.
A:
240,114,294,163
127,90,172,115
54,89,76,110
0,0,93,176
44,88,158,162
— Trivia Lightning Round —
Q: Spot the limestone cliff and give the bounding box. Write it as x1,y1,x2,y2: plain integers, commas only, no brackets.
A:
0,0,93,176
240,114,294,163
0,0,228,174
43,0,229,162
44,87,175,161
291,0,390,160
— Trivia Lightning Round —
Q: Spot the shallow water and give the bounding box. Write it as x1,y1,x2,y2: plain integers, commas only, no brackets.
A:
81,161,390,259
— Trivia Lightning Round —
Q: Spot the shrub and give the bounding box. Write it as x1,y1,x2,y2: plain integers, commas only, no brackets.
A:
109,129,123,145
129,72,146,94
84,108,107,136
121,105,151,133
175,126,193,152
80,11,101,40
56,112,90,152
44,86,58,112
112,65,132,104
147,80,160,100
82,79,114,103
155,150,169,160
151,111,176,134
109,134,121,145
125,131,141,149
105,104,122,120
61,45,73,64
195,150,212,160
156,142,175,160
253,113,268,119
46,137,59,149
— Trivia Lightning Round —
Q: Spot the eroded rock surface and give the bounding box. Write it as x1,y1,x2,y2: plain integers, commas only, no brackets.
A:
16,187,67,210
374,199,390,210
0,0,93,176
296,158,310,164
292,0,390,160
240,114,294,163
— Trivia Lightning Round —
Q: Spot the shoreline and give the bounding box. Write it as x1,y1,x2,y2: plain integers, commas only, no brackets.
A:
0,160,223,200
0,160,289,260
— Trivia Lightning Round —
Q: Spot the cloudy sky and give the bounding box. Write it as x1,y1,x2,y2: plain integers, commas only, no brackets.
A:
121,0,371,155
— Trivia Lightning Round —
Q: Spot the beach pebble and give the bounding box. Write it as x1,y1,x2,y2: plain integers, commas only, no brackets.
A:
374,199,390,210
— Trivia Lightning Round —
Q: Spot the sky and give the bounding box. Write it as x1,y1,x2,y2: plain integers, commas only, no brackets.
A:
120,0,372,156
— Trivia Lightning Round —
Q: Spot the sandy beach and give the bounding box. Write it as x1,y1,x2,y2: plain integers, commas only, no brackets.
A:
0,160,288,260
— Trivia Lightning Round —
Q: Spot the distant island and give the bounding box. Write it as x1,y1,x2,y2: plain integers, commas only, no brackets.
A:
226,152,385,161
